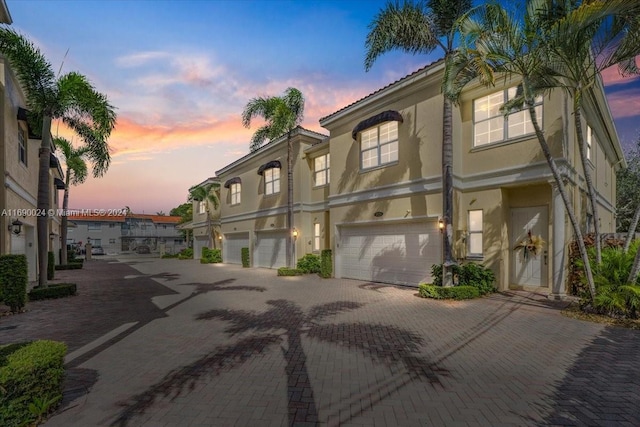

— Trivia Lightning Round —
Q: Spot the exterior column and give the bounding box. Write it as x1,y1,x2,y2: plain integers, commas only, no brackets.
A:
551,183,566,299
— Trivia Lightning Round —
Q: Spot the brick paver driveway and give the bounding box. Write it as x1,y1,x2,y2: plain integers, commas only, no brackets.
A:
1,258,638,426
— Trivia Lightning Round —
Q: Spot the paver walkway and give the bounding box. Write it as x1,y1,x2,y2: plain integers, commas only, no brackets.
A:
1,258,638,426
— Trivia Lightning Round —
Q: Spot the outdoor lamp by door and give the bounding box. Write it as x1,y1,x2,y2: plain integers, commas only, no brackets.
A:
292,229,299,238
438,218,444,233
8,219,23,235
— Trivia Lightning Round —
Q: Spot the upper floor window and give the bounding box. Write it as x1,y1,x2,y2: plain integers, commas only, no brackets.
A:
473,87,543,147
468,210,483,257
314,154,330,186
361,121,398,170
199,201,206,214
264,168,280,195
230,183,241,205
88,222,101,231
18,124,27,166
586,125,593,161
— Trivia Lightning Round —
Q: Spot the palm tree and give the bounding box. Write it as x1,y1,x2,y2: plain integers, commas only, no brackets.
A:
451,0,640,300
364,0,473,286
54,137,89,265
0,28,116,286
538,0,640,265
189,182,220,249
242,87,305,268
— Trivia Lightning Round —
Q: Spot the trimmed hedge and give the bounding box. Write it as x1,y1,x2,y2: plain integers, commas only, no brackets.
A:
277,267,304,276
200,247,222,264
161,253,179,259
47,252,55,280
0,254,28,313
418,284,480,300
430,263,496,295
54,263,83,271
297,254,321,274
28,283,77,301
177,248,194,260
0,340,67,427
320,249,332,278
241,247,250,268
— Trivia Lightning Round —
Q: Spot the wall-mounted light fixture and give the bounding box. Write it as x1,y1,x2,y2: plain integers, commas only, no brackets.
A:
292,229,299,238
218,235,223,241
438,217,445,233
8,219,23,235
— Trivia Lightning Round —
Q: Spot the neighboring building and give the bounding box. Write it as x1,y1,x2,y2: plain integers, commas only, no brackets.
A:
67,213,186,255
0,0,65,280
179,177,221,259
214,60,623,297
216,128,328,267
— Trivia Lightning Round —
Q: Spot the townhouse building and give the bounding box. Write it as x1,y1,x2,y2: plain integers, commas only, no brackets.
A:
215,60,622,297
67,213,185,255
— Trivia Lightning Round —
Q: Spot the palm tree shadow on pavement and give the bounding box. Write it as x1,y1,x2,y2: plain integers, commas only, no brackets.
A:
111,299,449,426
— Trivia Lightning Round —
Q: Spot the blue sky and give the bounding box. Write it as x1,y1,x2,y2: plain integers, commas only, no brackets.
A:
6,0,640,214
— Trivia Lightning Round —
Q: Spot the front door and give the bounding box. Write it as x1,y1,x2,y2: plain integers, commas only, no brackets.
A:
511,206,548,288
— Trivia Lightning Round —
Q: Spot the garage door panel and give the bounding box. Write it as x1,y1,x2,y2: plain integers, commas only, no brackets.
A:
255,232,287,269
224,233,249,264
338,222,440,286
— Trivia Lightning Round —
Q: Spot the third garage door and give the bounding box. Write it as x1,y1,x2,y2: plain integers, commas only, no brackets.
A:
337,221,441,286
254,231,287,269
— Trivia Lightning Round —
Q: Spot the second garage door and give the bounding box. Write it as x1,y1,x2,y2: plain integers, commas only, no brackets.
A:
193,236,209,260
337,221,441,286
223,232,250,264
254,231,287,269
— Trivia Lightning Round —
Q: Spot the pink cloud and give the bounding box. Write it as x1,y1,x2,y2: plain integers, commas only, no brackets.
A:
605,89,640,119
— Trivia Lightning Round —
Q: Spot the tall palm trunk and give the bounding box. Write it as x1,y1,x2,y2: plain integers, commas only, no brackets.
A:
527,101,596,300
60,169,71,265
37,115,52,287
574,104,602,265
286,130,294,268
442,97,455,286
623,202,640,253
627,241,640,284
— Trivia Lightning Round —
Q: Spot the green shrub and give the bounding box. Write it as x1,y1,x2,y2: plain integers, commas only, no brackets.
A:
241,247,250,268
54,263,83,271
418,284,480,300
0,340,67,427
28,283,77,301
161,253,179,259
0,255,28,313
320,249,332,278
458,263,496,295
177,248,194,260
297,254,321,274
200,247,222,264
47,252,55,281
277,267,304,276
577,245,640,318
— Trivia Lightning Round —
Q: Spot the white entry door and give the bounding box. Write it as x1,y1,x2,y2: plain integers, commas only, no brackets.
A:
511,206,548,288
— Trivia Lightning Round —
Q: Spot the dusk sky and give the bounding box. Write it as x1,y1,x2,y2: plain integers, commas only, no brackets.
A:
7,0,640,214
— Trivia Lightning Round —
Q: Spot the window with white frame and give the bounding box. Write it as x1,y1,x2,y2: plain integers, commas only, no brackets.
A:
313,223,321,251
264,168,280,195
109,238,116,244
314,154,330,186
360,121,398,169
313,154,329,187
230,183,241,205
88,222,102,231
18,124,27,165
473,87,543,147
91,238,102,246
586,125,593,161
199,201,206,214
468,210,483,257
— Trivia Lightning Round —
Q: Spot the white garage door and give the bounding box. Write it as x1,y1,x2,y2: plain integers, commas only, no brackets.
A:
337,221,441,286
193,236,208,260
223,233,249,264
255,231,287,269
